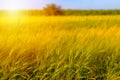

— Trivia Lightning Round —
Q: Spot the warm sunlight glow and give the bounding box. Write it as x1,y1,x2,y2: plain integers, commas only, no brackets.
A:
3,1,27,10
6,4,20,10
6,11,20,16
2,1,26,17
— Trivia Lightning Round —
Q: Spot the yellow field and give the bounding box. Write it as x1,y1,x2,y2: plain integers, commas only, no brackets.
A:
0,16,120,79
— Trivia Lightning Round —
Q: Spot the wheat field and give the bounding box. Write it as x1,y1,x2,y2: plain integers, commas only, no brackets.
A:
0,16,120,80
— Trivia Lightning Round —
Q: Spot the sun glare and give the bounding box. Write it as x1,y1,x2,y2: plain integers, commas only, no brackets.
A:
3,1,22,23
4,1,25,10
2,1,27,17
1,1,28,24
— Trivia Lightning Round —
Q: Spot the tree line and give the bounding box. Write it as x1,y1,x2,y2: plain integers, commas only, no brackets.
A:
22,10,120,16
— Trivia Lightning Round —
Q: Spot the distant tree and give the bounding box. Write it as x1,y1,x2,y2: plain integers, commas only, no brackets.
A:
43,4,63,16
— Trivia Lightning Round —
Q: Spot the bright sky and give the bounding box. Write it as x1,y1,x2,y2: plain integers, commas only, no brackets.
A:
0,0,120,10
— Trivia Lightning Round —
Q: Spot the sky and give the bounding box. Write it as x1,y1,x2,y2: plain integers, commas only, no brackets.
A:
0,0,120,10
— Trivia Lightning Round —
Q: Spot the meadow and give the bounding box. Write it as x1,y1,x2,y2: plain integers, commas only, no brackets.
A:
0,16,120,80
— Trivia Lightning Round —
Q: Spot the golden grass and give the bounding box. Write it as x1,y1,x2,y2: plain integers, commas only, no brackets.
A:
0,16,120,79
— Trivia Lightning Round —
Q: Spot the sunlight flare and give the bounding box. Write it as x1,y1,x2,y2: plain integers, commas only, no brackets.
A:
3,0,27,10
